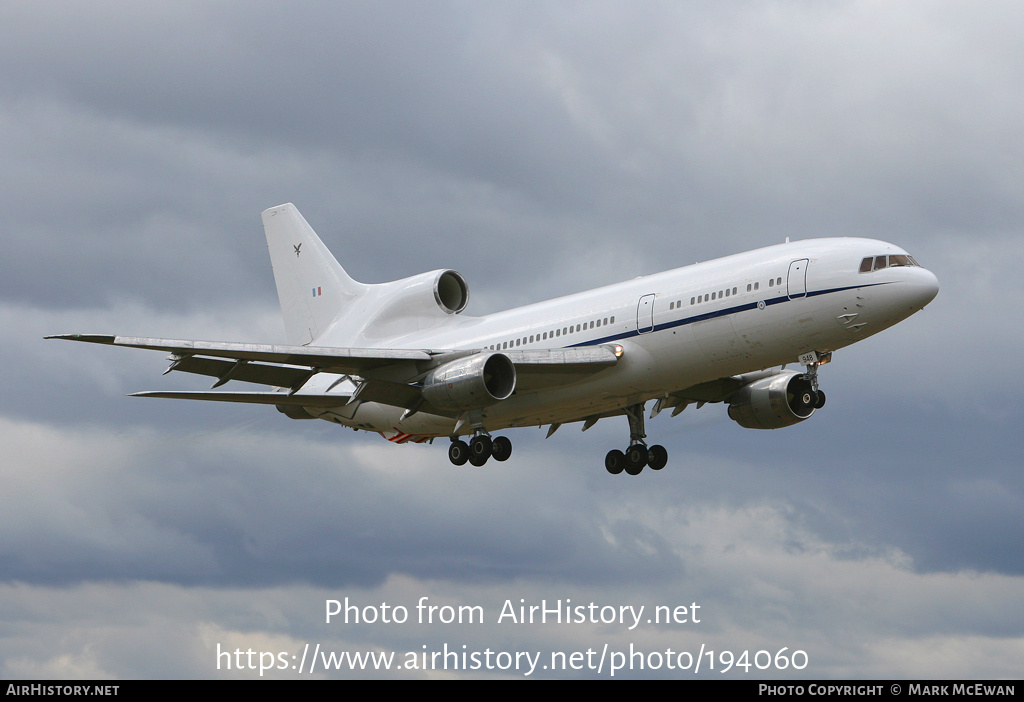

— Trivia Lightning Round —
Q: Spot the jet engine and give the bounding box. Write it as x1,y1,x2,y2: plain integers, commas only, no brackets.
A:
354,269,470,340
727,370,819,429
384,269,468,316
422,352,516,412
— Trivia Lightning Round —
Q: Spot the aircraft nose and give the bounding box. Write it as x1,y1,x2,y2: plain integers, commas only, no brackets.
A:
905,267,939,309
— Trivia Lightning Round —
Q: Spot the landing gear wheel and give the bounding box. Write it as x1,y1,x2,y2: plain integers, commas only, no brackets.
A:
469,435,492,466
605,449,625,475
814,390,826,409
626,444,648,468
647,444,668,471
448,440,469,466
625,444,647,475
491,436,512,462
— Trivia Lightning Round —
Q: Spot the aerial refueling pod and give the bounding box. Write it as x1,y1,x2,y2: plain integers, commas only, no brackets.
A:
728,370,818,429
421,352,516,412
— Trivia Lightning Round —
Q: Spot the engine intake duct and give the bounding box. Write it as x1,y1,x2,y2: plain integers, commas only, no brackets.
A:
728,370,817,429
422,352,516,412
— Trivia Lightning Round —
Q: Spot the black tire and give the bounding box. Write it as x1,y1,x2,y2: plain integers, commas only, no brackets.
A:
605,449,625,475
625,444,648,475
448,440,469,466
647,444,668,471
469,435,492,465
491,436,512,462
814,390,826,409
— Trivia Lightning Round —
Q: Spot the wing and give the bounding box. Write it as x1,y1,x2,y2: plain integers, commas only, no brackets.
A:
47,334,620,415
647,370,790,419
127,391,350,406
47,334,432,375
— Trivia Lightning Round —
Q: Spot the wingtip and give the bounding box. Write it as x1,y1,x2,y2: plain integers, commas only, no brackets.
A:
44,334,117,344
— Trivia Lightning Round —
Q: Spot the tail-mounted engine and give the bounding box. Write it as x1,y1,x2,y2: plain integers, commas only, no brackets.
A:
379,268,469,317
727,370,819,429
429,269,470,314
354,269,469,340
422,352,516,412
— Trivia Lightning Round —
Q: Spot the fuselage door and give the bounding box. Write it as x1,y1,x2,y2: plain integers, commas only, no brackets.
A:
788,259,808,299
637,293,655,334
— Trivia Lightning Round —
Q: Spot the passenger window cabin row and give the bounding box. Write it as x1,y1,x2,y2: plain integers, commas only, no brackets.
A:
485,265,825,351
487,316,617,351
667,273,788,311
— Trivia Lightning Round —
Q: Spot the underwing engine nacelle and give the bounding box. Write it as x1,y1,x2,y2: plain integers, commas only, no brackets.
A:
422,352,517,412
727,370,818,429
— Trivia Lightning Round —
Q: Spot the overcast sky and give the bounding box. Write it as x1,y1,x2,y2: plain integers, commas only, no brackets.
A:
2,0,1022,679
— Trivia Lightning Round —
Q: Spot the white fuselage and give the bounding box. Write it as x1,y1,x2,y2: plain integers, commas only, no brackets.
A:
300,237,938,439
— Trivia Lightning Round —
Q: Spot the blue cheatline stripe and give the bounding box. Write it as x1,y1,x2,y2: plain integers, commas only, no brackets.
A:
567,282,889,348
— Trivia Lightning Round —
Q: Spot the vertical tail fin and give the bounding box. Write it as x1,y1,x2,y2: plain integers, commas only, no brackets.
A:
262,203,366,345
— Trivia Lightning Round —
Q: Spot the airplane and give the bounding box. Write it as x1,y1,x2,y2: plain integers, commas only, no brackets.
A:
49,203,939,474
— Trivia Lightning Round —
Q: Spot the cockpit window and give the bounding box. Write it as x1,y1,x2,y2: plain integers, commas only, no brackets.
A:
859,254,919,273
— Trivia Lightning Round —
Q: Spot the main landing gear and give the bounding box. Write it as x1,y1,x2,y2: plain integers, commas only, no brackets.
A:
605,403,668,476
448,433,512,466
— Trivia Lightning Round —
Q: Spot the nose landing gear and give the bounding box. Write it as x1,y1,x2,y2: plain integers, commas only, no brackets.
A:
798,350,831,410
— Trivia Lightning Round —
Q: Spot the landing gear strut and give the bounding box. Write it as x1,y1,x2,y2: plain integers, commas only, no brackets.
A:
798,350,830,410
605,402,668,475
